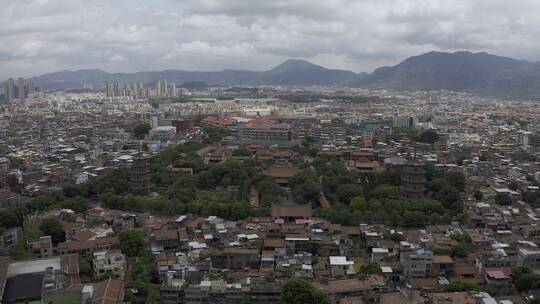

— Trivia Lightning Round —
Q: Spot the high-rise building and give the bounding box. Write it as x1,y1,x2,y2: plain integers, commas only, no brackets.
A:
517,130,532,150
27,80,35,95
169,82,176,97
3,78,15,102
105,82,114,97
105,81,145,98
17,78,26,101
156,79,167,97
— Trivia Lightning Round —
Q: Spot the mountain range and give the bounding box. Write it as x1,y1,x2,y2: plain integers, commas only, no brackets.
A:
30,51,540,99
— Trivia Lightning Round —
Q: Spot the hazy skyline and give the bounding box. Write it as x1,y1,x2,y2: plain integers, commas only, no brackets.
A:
2,0,540,79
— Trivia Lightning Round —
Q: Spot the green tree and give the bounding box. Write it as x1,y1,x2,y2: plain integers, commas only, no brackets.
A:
79,257,94,283
134,123,151,139
359,262,381,274
430,178,449,193
119,230,145,257
335,183,363,204
444,281,480,292
292,181,321,203
350,196,367,211
451,242,476,258
513,267,540,292
40,218,66,243
132,251,159,298
61,197,89,213
232,147,252,157
445,171,466,192
509,181,519,191
435,186,461,211
10,225,44,260
418,129,439,144
473,189,483,201
494,192,512,206
230,201,250,220
7,175,23,193
370,185,399,200
281,279,330,304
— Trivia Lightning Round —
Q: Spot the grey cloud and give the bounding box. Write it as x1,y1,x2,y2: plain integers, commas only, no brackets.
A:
1,0,540,79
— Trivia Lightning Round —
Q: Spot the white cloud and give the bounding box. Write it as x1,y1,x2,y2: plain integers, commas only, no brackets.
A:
1,0,540,79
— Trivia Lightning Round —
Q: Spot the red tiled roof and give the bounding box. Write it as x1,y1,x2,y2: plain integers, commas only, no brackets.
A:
92,278,124,304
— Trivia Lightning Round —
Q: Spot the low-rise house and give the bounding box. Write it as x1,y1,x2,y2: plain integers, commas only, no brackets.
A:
431,255,455,277
329,256,355,278
314,276,388,303
483,268,513,295
57,236,120,256
151,229,181,253
27,236,53,258
210,247,260,270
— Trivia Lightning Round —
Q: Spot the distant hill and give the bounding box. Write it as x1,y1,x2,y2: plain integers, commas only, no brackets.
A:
31,69,259,90
179,81,209,90
29,51,540,99
254,59,358,86
354,51,540,98
31,59,360,90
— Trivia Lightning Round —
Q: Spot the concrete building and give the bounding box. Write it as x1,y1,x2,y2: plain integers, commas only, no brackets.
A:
517,130,533,150
157,79,168,97
27,236,54,258
0,157,11,174
3,78,15,102
210,248,260,270
0,254,80,303
93,250,127,280
517,248,540,270
400,244,433,278
0,227,23,253
238,118,291,142
17,78,26,101
393,115,415,129
149,126,177,142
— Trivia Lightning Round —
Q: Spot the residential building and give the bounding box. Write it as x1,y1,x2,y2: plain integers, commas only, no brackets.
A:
149,126,177,142
27,236,53,258
400,245,433,278
517,248,540,270
93,250,127,280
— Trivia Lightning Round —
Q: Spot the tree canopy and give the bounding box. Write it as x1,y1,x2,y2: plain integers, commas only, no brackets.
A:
418,129,439,144
134,123,151,139
119,229,145,257
39,218,66,244
281,279,330,304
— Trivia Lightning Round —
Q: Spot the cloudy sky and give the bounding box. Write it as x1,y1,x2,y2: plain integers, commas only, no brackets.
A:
1,0,540,79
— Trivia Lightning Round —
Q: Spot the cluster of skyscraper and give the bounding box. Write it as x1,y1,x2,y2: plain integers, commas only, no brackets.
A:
105,82,147,99
155,79,177,98
104,79,177,99
3,78,38,102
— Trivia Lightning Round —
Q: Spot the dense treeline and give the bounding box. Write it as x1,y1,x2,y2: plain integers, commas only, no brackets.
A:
0,140,467,230
63,143,257,221
291,156,467,227
0,192,90,230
